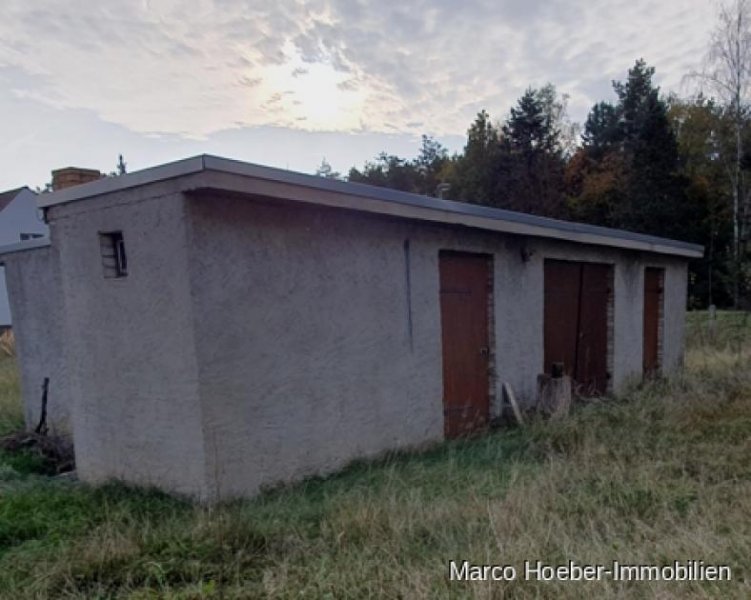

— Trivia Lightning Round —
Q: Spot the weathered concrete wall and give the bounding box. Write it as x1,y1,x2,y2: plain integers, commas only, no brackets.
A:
185,192,693,499
3,245,68,432
47,185,208,498
9,180,691,500
186,196,445,499
661,259,689,371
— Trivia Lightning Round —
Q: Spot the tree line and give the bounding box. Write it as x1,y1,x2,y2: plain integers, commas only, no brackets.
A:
319,2,751,309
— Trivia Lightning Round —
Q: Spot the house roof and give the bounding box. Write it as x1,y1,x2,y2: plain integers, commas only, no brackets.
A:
35,154,703,259
0,186,31,213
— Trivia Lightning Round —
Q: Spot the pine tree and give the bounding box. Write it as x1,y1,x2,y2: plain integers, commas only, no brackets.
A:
613,60,690,238
571,60,698,241
498,87,567,217
582,102,619,158
452,111,500,205
315,158,340,180
415,135,449,196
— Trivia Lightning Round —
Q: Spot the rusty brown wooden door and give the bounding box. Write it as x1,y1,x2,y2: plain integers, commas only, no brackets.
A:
543,260,580,378
544,260,611,396
439,252,491,438
577,263,611,394
643,267,663,376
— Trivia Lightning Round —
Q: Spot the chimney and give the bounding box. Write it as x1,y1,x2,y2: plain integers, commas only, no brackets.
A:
51,167,103,191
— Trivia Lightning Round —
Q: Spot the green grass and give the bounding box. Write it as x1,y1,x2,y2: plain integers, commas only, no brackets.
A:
0,311,750,598
686,309,751,352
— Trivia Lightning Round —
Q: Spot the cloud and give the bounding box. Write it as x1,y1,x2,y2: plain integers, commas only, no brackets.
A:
0,0,718,138
0,66,465,191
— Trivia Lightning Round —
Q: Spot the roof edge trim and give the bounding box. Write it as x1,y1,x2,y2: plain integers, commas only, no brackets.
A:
34,153,704,259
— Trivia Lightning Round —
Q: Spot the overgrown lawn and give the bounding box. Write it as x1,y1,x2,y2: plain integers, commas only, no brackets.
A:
0,311,749,598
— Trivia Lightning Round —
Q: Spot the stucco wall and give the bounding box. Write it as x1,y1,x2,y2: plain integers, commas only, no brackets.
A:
3,245,68,432
185,193,692,499
660,259,689,371
186,196,445,498
46,186,208,498
8,181,692,500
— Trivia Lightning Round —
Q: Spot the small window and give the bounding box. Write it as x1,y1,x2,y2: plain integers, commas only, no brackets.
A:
99,231,127,278
20,233,44,241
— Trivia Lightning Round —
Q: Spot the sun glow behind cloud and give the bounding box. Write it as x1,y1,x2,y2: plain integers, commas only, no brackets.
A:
259,47,367,131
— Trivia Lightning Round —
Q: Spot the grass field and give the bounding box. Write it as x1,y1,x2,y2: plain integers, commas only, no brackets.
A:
0,312,750,598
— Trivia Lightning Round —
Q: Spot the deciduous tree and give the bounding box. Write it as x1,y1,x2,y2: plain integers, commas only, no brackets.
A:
693,0,751,305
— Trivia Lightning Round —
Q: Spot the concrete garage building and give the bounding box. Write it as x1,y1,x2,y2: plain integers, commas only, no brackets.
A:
1,155,702,500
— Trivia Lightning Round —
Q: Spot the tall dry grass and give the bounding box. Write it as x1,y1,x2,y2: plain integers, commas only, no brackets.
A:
0,330,14,359
0,354,21,437
0,311,749,598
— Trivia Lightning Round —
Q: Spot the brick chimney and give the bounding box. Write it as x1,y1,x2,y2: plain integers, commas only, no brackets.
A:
51,167,103,191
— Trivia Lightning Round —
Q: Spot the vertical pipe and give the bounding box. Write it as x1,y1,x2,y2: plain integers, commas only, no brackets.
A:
403,239,414,351
573,264,584,382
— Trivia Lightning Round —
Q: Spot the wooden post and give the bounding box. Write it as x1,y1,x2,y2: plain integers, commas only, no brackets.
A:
536,370,572,419
501,382,525,426
34,377,49,436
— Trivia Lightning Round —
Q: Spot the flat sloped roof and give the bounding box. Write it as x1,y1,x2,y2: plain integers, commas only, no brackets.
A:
35,154,703,259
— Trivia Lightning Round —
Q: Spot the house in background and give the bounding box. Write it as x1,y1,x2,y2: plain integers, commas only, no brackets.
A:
0,168,100,427
0,155,702,500
0,187,47,326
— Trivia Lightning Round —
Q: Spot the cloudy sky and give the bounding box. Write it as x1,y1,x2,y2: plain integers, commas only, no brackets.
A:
0,0,718,190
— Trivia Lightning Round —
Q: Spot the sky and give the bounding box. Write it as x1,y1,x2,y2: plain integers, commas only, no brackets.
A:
0,0,719,191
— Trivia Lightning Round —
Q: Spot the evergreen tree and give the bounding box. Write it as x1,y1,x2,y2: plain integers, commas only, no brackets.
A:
504,88,552,152
346,137,449,197
415,135,449,196
348,153,418,192
614,61,693,238
570,60,699,241
498,86,567,217
451,110,500,205
315,158,341,180
582,102,619,158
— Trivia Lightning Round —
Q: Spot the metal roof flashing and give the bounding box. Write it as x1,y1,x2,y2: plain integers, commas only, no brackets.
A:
34,154,704,259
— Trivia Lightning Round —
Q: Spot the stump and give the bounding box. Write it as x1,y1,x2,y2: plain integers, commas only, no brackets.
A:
536,372,572,419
